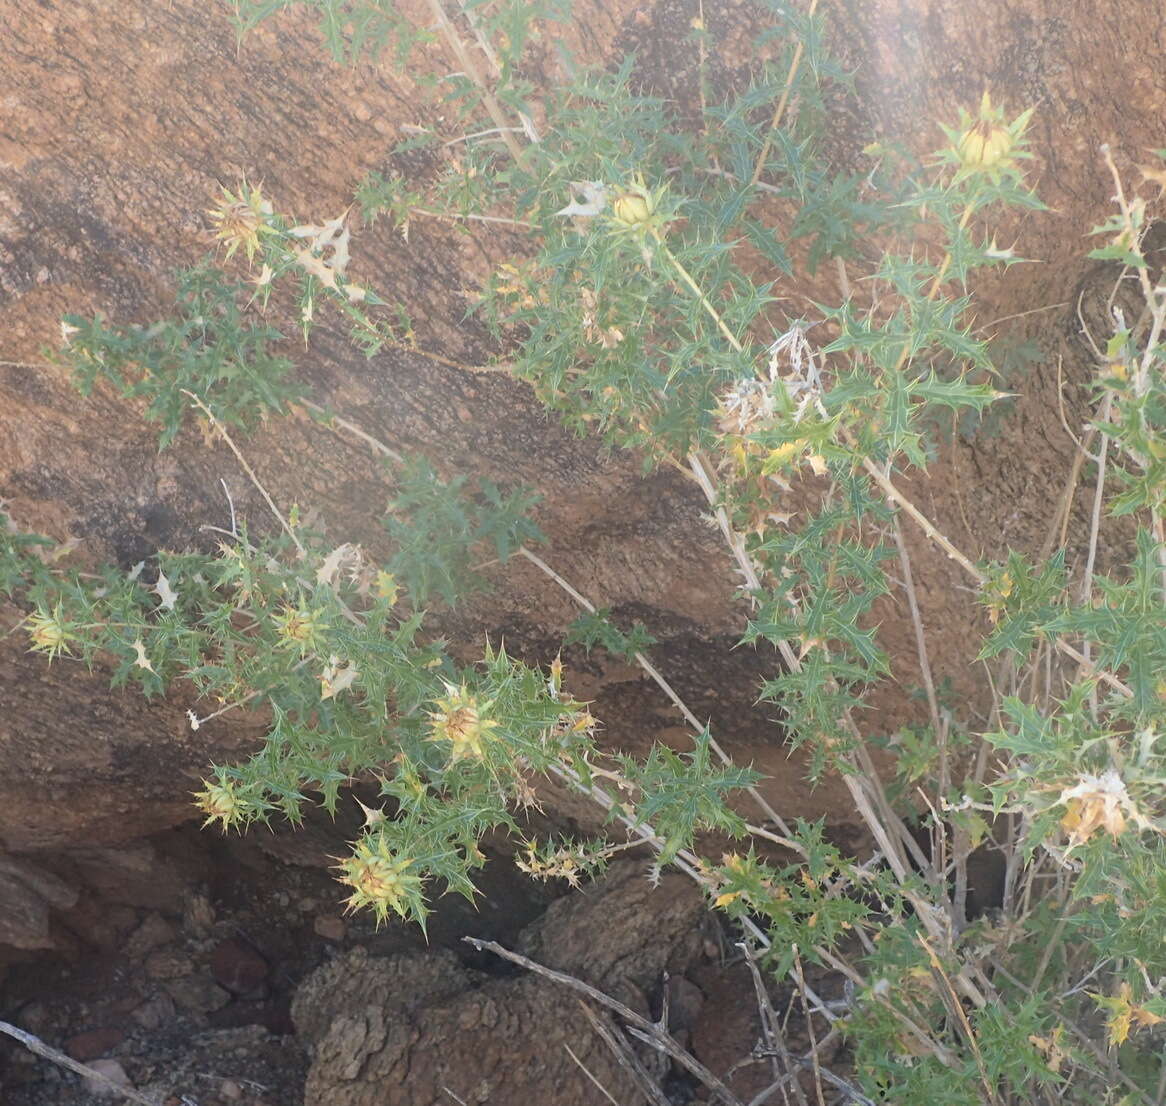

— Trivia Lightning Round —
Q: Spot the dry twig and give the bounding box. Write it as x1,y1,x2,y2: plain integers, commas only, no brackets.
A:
0,1020,162,1106
464,937,746,1106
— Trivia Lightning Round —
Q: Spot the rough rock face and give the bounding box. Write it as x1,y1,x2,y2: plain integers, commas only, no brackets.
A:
0,0,1158,949
0,857,78,950
292,862,707,1106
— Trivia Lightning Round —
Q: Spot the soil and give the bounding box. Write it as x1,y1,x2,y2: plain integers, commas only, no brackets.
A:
0,814,840,1106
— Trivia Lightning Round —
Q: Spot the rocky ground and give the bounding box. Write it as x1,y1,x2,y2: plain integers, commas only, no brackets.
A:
0,806,844,1106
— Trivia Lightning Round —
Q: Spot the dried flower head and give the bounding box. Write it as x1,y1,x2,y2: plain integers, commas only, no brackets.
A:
717,378,776,436
1058,769,1156,847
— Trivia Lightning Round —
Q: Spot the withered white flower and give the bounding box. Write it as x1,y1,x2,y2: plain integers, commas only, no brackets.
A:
556,181,609,218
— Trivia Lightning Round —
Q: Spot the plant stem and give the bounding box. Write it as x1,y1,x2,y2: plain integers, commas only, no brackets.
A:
182,390,305,558
661,241,745,351
749,0,821,188
518,546,798,840
860,453,986,584
427,0,525,164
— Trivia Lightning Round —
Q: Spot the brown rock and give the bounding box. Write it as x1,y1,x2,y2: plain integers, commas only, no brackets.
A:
664,975,705,1033
294,862,707,1106
62,900,139,950
65,1027,125,1062
164,975,231,1014
313,915,346,942
83,1058,133,1098
71,843,185,911
125,912,178,958
0,869,55,950
131,991,177,1030
210,937,269,996
0,855,78,910
0,855,79,950
146,948,194,980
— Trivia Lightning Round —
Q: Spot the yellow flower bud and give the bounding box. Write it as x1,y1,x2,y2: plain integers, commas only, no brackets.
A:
612,190,652,227
957,118,1013,171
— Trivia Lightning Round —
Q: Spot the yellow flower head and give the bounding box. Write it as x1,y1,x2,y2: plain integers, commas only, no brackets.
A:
26,605,74,661
208,181,275,263
612,189,653,228
194,778,250,833
427,681,500,762
958,120,1012,172
335,838,422,925
273,602,326,654
607,175,668,239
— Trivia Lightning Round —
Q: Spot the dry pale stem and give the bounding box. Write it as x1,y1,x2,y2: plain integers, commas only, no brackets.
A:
517,546,798,840
749,0,821,188
182,389,306,557
464,937,747,1106
427,0,525,164
0,1020,161,1106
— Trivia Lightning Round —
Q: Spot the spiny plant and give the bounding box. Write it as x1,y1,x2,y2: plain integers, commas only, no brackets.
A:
4,1,1165,1101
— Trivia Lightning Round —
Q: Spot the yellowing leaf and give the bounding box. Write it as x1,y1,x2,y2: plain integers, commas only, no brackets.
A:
374,571,400,604
714,891,741,908
354,796,386,828
1133,1005,1165,1031
1094,983,1163,1048
1139,164,1166,196
294,246,339,290
1099,983,1136,1047
1028,1026,1069,1074
765,439,807,470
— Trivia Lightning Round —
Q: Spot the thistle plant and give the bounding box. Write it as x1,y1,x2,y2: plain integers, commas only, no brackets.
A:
5,0,1166,1101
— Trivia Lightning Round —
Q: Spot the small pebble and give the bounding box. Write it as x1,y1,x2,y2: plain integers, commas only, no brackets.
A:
210,938,269,996
65,1027,125,1062
125,912,177,957
145,948,194,980
83,1059,132,1098
131,992,176,1030
182,891,216,936
313,915,346,941
164,975,231,1014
